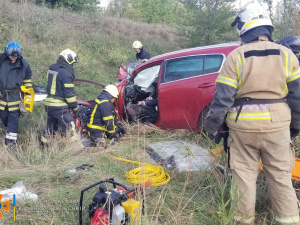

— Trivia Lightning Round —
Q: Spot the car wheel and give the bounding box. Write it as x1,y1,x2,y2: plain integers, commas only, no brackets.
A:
197,104,211,134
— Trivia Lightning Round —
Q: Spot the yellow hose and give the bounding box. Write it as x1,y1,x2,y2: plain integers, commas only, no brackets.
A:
108,155,171,187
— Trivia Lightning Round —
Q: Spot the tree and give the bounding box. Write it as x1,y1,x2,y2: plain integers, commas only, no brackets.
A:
35,0,100,11
107,0,185,25
273,0,300,39
179,0,238,47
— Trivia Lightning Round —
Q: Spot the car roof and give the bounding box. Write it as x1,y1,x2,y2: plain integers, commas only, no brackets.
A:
131,41,241,77
150,41,241,61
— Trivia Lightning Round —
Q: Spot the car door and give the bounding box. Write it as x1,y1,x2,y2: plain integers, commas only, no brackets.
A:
157,54,224,129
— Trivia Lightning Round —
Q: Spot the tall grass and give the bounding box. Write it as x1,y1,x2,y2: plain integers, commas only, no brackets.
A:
0,0,181,87
0,104,281,224
0,1,297,225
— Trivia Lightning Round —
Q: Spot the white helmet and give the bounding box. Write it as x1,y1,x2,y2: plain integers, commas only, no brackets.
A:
231,4,274,37
132,41,143,49
104,85,119,98
60,49,79,65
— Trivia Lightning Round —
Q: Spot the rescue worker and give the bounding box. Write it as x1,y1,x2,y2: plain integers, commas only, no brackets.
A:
0,41,32,148
127,94,158,124
132,41,151,63
204,5,300,224
87,85,123,147
41,49,79,147
278,35,300,64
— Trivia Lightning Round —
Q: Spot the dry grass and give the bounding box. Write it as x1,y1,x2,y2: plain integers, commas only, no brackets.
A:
0,1,297,225
0,105,283,224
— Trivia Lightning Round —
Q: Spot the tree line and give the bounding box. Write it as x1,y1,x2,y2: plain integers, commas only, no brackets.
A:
17,0,300,47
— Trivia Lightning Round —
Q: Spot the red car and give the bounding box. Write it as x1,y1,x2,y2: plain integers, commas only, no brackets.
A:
115,41,240,130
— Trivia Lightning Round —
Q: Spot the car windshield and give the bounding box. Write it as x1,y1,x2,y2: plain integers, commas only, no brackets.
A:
127,62,140,76
133,65,160,91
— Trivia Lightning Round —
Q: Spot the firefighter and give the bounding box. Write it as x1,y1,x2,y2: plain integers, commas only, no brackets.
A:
87,85,123,147
278,35,300,64
41,49,79,147
204,5,300,224
0,41,32,148
132,41,151,63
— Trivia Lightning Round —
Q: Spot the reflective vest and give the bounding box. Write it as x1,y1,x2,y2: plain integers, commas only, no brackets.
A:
44,58,77,109
87,92,116,134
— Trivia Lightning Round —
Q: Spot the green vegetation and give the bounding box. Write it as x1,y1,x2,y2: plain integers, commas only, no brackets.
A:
0,0,180,87
0,1,300,225
107,0,185,25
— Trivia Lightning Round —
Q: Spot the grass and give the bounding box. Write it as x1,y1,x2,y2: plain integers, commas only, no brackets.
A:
0,1,299,225
1,103,293,225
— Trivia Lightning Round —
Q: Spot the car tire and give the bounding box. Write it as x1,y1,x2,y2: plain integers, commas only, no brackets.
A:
197,104,211,134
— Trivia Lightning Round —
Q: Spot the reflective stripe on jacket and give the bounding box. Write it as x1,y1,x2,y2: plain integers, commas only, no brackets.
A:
0,54,32,110
204,36,300,133
87,92,116,134
45,57,77,108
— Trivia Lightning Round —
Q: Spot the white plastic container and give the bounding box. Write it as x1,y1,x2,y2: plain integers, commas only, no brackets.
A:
111,204,126,225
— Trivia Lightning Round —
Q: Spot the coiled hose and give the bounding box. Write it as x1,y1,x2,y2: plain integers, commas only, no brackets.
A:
109,155,170,187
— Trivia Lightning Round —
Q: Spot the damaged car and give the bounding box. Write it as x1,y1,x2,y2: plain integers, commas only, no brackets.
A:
33,42,240,132
115,42,240,130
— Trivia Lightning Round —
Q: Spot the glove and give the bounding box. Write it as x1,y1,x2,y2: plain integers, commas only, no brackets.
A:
208,133,215,140
290,128,300,138
72,107,79,118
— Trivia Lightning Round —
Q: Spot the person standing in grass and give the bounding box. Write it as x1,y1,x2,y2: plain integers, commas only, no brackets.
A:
132,40,151,63
0,41,32,149
204,4,300,224
41,49,79,147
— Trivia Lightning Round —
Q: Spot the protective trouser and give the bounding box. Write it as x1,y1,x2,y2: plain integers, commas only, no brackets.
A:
228,128,299,224
0,106,20,145
41,107,76,145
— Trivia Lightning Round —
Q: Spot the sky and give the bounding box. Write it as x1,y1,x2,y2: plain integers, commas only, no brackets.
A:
98,0,110,8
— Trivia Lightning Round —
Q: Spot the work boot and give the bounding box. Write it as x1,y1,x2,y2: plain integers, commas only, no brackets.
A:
5,138,17,152
39,135,49,150
95,137,107,149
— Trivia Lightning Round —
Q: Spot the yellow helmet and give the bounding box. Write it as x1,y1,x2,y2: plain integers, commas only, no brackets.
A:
60,49,79,65
132,41,143,49
104,85,119,98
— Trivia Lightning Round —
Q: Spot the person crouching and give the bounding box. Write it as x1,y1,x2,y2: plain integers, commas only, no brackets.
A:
87,85,123,147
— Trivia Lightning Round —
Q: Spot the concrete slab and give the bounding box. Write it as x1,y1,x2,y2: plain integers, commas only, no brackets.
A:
146,141,214,172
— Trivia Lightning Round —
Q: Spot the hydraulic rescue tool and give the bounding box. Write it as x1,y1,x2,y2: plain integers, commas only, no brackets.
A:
79,178,151,225
21,85,35,112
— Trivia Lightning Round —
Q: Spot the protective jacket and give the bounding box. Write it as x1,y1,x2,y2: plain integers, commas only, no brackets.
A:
0,53,32,111
44,57,77,109
136,47,151,63
87,91,117,136
205,36,300,133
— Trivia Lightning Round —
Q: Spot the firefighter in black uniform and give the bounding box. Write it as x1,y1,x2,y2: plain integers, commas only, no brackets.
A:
278,35,300,64
41,49,79,147
132,41,151,63
87,85,122,147
0,41,32,147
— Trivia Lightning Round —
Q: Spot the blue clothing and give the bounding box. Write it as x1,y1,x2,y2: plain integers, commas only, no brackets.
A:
145,98,158,108
136,47,151,63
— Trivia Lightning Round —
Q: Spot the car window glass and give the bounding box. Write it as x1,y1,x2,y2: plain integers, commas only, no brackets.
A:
134,65,160,91
204,55,223,74
164,56,204,83
127,62,140,76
